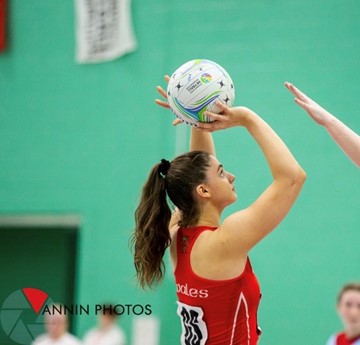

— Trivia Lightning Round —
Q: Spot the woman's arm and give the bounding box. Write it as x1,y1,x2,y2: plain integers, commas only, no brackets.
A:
198,103,307,253
190,129,215,156
285,82,360,167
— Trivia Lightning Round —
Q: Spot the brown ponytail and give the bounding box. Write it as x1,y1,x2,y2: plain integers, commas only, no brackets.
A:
132,151,211,289
132,163,172,289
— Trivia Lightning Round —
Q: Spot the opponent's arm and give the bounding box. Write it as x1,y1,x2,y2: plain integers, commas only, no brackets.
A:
325,116,360,167
285,82,360,167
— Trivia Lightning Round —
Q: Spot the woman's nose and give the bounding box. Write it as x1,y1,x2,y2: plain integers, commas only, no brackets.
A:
227,172,235,183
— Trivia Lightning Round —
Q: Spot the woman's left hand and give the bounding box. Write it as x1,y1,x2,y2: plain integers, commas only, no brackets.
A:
155,75,182,126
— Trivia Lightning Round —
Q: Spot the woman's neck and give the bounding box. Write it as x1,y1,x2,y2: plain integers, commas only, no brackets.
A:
195,209,221,227
345,326,360,339
183,201,224,228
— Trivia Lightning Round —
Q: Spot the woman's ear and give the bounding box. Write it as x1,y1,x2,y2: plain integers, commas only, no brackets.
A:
195,184,211,199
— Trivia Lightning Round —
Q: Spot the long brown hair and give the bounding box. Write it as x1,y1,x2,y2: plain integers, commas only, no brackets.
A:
132,150,211,289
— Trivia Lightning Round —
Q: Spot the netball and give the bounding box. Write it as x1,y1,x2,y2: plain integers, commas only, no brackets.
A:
166,59,235,126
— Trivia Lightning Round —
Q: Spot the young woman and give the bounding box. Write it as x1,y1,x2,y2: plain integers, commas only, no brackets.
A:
132,78,306,345
285,82,360,168
326,283,360,345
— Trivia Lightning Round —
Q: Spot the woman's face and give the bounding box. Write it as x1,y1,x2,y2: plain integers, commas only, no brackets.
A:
203,155,237,207
337,289,360,333
99,313,116,329
45,313,67,339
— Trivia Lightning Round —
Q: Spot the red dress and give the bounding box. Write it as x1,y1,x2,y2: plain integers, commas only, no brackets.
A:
174,226,262,345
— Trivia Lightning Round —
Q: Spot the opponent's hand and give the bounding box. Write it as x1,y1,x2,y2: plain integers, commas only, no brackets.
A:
285,82,332,126
155,75,182,126
197,101,252,132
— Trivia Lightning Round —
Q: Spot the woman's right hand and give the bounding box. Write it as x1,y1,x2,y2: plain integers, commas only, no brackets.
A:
196,101,253,132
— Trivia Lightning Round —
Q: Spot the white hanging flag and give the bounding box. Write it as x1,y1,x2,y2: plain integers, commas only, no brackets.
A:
76,0,137,63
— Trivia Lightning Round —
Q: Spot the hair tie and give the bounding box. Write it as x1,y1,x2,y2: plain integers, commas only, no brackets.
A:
159,159,170,177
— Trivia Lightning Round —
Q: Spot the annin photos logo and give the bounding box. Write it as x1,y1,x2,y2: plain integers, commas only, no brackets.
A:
1,287,153,344
0,287,51,345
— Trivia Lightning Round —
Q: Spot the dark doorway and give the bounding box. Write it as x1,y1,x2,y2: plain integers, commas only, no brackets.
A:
0,215,80,345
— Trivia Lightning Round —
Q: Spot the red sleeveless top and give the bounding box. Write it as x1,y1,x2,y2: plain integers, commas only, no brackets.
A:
174,226,261,345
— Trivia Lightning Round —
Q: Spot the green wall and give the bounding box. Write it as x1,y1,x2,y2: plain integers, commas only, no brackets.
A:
1,1,359,344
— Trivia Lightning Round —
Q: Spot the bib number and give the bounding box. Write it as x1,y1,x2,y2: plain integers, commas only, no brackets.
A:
177,301,208,345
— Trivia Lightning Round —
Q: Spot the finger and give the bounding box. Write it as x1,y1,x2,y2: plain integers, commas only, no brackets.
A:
204,111,224,122
156,86,168,99
173,118,182,126
292,86,308,101
284,82,294,93
196,122,225,132
294,98,312,111
285,82,301,97
215,99,230,113
164,75,170,83
287,83,310,102
155,99,171,109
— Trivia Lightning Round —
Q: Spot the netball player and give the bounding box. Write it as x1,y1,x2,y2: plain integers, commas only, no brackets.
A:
131,79,306,344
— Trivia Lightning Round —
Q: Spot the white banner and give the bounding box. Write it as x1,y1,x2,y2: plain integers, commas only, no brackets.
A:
76,0,137,63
